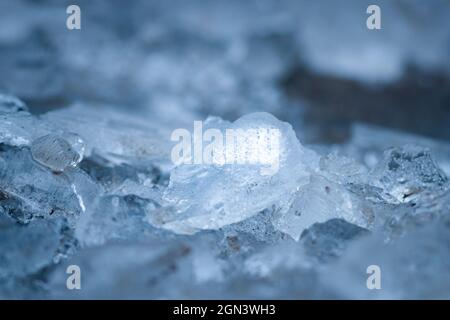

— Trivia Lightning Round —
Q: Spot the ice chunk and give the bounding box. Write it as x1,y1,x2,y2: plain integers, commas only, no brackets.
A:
155,112,320,235
30,133,85,173
75,194,162,246
0,145,100,224
272,175,373,241
42,103,172,165
61,132,86,160
371,145,448,203
300,219,369,263
319,151,368,185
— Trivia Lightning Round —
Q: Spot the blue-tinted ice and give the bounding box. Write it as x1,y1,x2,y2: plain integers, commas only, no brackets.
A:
1,0,450,300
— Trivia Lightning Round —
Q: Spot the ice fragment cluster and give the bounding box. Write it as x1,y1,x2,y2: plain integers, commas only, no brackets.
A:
1,0,450,300
1,93,449,299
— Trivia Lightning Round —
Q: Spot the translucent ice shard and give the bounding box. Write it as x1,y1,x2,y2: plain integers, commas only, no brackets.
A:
30,133,85,173
75,194,162,246
272,175,373,241
319,151,368,185
155,112,320,235
42,103,172,165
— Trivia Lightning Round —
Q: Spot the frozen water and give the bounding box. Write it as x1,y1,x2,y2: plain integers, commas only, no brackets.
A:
155,112,378,240
0,97,449,298
220,208,288,244
0,145,100,224
371,145,448,203
1,0,450,299
272,174,373,241
41,103,172,165
3,91,448,299
319,151,369,185
1,85,449,299
75,194,162,246
155,112,320,235
31,133,84,173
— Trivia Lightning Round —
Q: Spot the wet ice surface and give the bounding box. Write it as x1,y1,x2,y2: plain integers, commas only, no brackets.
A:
1,0,450,300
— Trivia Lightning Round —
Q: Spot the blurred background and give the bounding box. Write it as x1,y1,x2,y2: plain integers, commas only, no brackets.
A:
1,0,449,144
